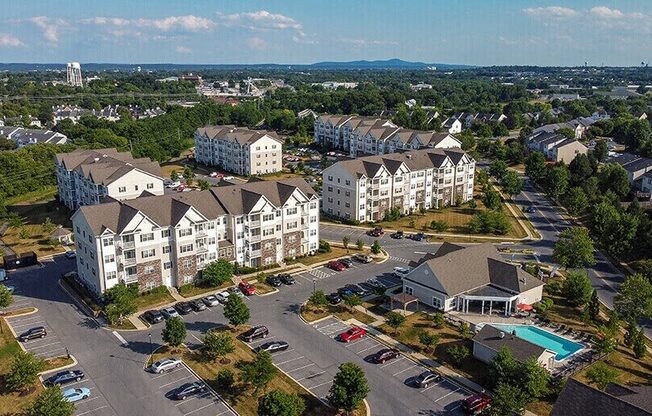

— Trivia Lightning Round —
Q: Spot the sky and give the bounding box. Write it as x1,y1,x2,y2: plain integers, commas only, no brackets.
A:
1,0,652,66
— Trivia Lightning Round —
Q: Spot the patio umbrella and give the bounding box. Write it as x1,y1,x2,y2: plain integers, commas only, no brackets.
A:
516,303,533,312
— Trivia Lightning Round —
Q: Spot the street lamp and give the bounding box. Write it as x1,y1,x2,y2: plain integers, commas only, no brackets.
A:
312,278,316,294
148,333,152,358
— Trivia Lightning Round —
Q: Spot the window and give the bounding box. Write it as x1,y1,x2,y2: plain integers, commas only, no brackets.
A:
263,214,274,222
310,216,317,223
147,183,154,189
183,275,193,284
145,281,156,290
102,238,113,247
405,286,414,295
90,252,94,260
207,221,215,229
179,228,192,237
104,255,115,263
310,229,317,236
327,186,333,192
288,235,296,243
287,207,297,215
264,242,273,250
161,230,170,238
164,262,172,270
345,180,350,186
163,245,171,254
236,232,244,239
180,244,193,253
432,296,443,309
208,237,216,245
134,185,139,191
140,233,154,243
276,210,281,217
345,191,350,197
144,265,154,274
106,271,117,280
287,221,297,230
183,259,192,268
327,175,333,181
309,202,317,209
142,249,155,258
263,228,274,237
236,217,243,224
118,186,126,193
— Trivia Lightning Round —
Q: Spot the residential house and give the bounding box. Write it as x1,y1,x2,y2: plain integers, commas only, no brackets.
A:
401,243,544,314
54,148,164,210
0,126,68,148
441,116,463,134
52,105,88,124
550,139,588,164
91,105,121,122
526,131,587,163
297,109,317,119
70,178,320,294
608,153,652,189
533,117,595,139
321,148,474,222
551,379,652,416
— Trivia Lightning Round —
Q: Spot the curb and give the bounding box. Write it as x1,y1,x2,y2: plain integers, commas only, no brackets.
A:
1,307,38,318
39,355,79,378
182,362,240,416
297,302,335,325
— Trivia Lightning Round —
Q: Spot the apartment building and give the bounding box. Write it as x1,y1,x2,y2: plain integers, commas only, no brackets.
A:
70,179,320,294
314,114,461,157
321,147,475,222
194,125,283,176
0,126,68,148
54,148,164,210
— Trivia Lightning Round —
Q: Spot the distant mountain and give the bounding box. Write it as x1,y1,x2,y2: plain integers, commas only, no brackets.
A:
310,58,466,70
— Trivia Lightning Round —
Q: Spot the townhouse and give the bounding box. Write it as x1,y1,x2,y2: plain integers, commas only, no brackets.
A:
321,147,475,222
0,126,68,148
54,148,165,210
71,179,320,294
194,125,283,176
533,116,595,139
526,131,587,164
608,153,652,195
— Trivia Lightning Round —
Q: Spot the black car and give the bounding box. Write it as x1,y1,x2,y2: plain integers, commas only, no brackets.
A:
172,382,207,400
44,370,85,386
337,287,355,298
174,302,193,315
524,205,536,214
339,258,354,268
19,326,47,342
327,293,342,305
390,231,404,239
411,232,427,241
189,299,206,312
372,348,400,364
242,325,269,342
142,310,164,324
266,275,282,287
255,341,289,353
278,274,296,285
345,284,368,297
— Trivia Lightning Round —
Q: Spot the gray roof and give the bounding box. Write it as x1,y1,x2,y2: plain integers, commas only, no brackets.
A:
472,324,546,362
0,127,68,145
551,379,652,416
196,125,281,146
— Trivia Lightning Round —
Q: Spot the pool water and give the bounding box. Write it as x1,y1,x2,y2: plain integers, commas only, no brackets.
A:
488,324,583,360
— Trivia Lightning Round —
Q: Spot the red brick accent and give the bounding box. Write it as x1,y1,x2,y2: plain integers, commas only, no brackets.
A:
136,259,162,291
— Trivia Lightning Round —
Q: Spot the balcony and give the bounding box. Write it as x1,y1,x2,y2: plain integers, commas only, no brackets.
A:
124,273,138,284
195,230,208,238
121,257,137,267
247,249,261,258
122,241,135,249
248,220,261,228
196,245,209,253
248,234,261,243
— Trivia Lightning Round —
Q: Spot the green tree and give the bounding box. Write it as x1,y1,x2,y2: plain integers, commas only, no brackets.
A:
216,369,234,389
239,351,277,393
308,290,328,307
500,170,524,196
0,284,14,308
258,390,305,416
487,347,518,388
27,386,75,416
487,383,528,416
562,270,593,307
41,217,56,234
355,239,364,250
598,163,630,198
202,259,234,286
327,363,370,414
370,240,381,254
632,329,647,359
587,289,601,322
223,294,250,327
544,164,570,200
458,322,472,339
431,312,445,328
489,160,508,180
202,331,234,362
344,295,362,311
385,312,406,334
170,170,179,181
197,179,211,190
519,358,550,399
430,220,448,232
103,282,137,325
342,235,350,251
525,151,546,181
624,321,637,347
5,351,44,391
482,189,502,210
162,316,186,347
614,274,652,321
468,210,510,235
563,187,589,216
553,227,595,268
586,362,619,390
447,344,470,367
593,140,609,162
418,331,440,353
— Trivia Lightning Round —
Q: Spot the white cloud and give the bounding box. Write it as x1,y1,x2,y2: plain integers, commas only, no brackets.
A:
175,45,191,53
82,15,215,32
81,17,130,26
523,6,579,18
590,7,624,19
338,38,399,47
218,10,302,31
247,37,267,50
28,16,69,44
0,33,24,47
292,30,318,45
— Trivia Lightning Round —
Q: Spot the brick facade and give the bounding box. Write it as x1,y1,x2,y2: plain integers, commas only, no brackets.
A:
136,259,163,291
261,238,277,265
283,231,302,258
177,255,198,284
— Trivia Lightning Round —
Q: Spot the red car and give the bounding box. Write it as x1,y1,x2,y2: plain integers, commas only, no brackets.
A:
238,280,256,296
338,326,367,342
368,226,384,237
328,261,346,271
461,394,492,415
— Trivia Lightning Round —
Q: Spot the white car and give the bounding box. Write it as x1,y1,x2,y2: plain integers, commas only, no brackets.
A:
393,267,411,278
166,181,181,189
150,357,182,374
223,176,234,180
215,291,230,304
209,172,219,178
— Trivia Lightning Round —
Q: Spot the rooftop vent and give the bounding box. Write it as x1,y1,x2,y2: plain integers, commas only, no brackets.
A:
499,332,505,339
93,157,100,162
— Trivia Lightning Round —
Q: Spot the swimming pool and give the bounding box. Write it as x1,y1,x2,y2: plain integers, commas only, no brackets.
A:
487,324,584,360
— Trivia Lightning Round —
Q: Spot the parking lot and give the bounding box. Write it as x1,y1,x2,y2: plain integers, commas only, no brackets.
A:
46,367,118,416
6,306,70,360
145,363,235,416
320,224,435,250
312,317,470,415
295,262,403,290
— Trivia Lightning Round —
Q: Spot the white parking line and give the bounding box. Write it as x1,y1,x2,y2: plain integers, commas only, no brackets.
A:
314,322,340,331
343,338,366,347
286,363,315,373
434,388,460,402
76,405,108,416
152,368,183,379
354,344,380,354
190,333,203,344
277,356,304,366
159,375,193,388
174,392,212,406
421,380,443,392
183,402,217,416
111,331,128,346
216,409,234,416
309,379,333,389
78,396,100,404
28,341,61,350
322,327,347,335
11,320,46,328
295,371,325,382
380,357,405,368
392,364,417,376
271,348,295,357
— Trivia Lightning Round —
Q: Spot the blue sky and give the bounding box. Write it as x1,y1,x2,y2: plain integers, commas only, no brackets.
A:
1,0,651,66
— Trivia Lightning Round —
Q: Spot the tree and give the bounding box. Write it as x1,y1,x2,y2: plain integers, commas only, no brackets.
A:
563,187,589,216
103,282,138,325
0,284,14,308
344,295,362,311
202,259,234,286
487,347,518,388
569,154,594,185
162,317,186,348
370,240,381,254
385,312,406,334
468,210,510,235
327,363,370,414
586,362,619,390
27,386,75,416
598,163,630,198
624,321,637,347
614,274,652,322
170,170,179,181
197,179,211,191
342,236,350,251
203,331,234,362
447,344,470,367
544,164,570,200
593,140,609,162
519,358,550,399
587,289,601,322
356,239,364,250
418,331,440,353
308,289,328,307
553,227,595,268
487,383,528,416
5,351,44,391
482,189,502,210
489,160,508,181
562,270,593,307
223,294,250,327
431,312,445,328
239,351,277,393
525,151,546,181
632,329,647,359
258,390,305,416
41,217,56,234
430,220,448,232
500,171,524,196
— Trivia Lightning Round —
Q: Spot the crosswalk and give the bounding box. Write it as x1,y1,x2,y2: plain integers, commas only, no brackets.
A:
389,256,411,264
308,269,334,280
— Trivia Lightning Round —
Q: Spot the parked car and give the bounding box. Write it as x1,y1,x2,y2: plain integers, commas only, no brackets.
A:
524,205,536,214
339,258,354,268
44,370,85,386
209,172,219,178
327,293,342,305
65,251,76,259
161,307,179,319
174,302,193,315
2,284,15,293
328,260,346,271
393,267,411,278
461,394,492,415
345,284,368,297
411,232,427,242
266,275,282,287
166,181,181,189
150,358,182,374
238,280,256,296
142,309,164,324
227,286,245,298
63,387,91,403
18,326,47,342
189,299,206,312
368,226,384,237
390,230,404,239
172,382,207,400
255,341,289,353
353,253,373,263
202,295,220,307
365,278,386,289
414,371,441,388
337,287,355,298
372,348,400,364
278,274,296,285
338,327,367,343
241,325,269,342
215,291,231,303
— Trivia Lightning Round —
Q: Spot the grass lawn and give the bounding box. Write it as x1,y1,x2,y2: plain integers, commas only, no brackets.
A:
178,280,232,298
152,326,334,416
1,224,67,259
301,303,376,325
42,356,74,372
133,286,175,311
260,170,307,180
253,282,277,295
160,162,187,178
108,319,137,330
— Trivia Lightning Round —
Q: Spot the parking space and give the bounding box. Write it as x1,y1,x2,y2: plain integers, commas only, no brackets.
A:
312,318,468,415
6,311,69,359
145,363,236,416
56,369,117,416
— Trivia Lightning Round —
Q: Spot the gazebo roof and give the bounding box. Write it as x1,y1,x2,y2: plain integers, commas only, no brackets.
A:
390,293,419,305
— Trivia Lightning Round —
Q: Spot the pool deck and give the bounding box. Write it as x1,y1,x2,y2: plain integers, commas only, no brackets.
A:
449,311,537,326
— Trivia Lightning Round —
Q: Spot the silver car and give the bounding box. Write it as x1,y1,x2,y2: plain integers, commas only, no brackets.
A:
150,357,182,374
215,291,230,303
202,295,220,307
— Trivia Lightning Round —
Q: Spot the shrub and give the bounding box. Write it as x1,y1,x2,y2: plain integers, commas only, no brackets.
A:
216,369,234,389
586,363,619,390
430,220,448,232
318,239,331,253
